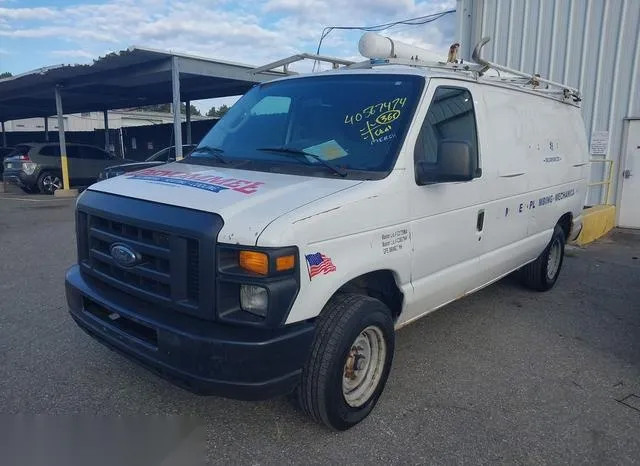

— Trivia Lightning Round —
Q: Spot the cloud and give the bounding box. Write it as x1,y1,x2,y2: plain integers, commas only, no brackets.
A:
0,6,57,20
1,0,456,74
50,50,95,59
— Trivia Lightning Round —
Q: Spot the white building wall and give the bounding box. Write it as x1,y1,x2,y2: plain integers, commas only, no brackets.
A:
3,110,193,132
456,0,640,207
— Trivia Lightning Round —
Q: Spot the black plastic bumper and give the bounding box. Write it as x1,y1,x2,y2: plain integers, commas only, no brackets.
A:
65,265,315,400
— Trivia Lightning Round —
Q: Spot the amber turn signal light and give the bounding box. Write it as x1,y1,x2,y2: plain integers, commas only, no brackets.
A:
276,254,295,272
239,251,269,275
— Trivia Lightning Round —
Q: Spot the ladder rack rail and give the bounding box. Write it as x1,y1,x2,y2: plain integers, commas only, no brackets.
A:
250,35,581,104
471,37,581,101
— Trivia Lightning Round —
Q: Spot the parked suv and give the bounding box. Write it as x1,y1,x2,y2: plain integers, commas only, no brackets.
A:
3,143,131,194
98,144,196,180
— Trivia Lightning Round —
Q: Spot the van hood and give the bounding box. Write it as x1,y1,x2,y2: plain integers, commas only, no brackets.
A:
88,162,362,243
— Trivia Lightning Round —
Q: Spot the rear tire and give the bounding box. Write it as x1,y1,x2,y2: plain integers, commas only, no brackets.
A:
37,172,62,195
520,224,565,291
297,293,395,431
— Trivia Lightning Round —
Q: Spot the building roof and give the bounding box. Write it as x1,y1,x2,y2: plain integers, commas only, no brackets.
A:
0,46,286,121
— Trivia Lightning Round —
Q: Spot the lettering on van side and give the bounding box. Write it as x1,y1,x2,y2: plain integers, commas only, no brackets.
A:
381,228,409,254
517,189,576,214
127,168,264,194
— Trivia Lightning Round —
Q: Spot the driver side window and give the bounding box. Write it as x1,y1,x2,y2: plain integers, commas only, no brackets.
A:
414,86,479,166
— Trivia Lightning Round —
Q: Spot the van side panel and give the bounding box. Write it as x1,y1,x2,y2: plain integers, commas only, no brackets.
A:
462,85,589,293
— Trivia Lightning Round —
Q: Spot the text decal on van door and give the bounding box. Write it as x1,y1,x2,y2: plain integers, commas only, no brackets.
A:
517,189,576,213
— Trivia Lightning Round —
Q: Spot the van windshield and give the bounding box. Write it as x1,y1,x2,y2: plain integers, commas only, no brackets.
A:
187,74,425,179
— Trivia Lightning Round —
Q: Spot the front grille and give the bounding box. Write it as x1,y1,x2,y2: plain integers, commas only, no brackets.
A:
79,212,201,313
75,191,222,321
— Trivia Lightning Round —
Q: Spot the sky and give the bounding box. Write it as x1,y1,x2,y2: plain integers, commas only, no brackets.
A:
0,0,457,113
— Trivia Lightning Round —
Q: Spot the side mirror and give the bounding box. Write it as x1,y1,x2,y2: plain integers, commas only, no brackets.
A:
416,140,479,185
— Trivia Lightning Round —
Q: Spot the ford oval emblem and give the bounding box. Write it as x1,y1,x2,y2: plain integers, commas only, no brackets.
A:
110,243,140,268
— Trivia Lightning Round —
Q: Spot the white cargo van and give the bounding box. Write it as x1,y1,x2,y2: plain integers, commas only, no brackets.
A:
65,35,588,430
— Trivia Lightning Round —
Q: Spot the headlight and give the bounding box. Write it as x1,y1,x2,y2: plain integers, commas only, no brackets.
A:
22,162,37,176
216,245,300,326
240,285,269,316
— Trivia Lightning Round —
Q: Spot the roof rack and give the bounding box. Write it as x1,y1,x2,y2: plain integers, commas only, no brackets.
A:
251,53,355,75
346,35,581,103
251,35,581,104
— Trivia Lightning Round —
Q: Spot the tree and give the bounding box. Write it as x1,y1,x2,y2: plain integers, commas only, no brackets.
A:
0,72,12,79
136,103,201,115
187,104,201,116
206,104,229,118
139,103,171,113
216,104,229,117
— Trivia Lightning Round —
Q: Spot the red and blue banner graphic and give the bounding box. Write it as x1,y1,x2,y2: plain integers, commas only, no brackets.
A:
127,168,264,195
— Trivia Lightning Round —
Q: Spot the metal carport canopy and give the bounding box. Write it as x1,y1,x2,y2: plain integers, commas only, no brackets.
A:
0,46,287,194
0,46,285,121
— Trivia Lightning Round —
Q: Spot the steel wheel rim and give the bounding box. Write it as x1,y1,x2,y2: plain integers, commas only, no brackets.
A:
342,325,387,408
546,238,562,280
43,175,62,193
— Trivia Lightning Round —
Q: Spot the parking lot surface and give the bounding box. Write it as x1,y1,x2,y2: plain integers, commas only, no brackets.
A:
1,190,639,465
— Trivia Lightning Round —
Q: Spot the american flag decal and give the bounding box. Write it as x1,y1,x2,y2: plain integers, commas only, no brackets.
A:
305,252,336,279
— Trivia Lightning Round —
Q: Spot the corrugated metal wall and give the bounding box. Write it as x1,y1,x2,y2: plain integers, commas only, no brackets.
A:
456,0,640,206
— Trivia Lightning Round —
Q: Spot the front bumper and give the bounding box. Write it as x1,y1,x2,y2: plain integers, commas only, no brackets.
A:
65,265,315,400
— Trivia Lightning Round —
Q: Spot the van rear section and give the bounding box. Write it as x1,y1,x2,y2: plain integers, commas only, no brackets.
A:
65,190,315,400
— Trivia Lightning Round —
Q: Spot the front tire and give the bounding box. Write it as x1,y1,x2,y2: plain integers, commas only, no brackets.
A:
520,224,565,291
297,293,395,431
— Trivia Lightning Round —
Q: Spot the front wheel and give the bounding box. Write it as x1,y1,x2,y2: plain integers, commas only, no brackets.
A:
297,293,395,431
520,224,565,291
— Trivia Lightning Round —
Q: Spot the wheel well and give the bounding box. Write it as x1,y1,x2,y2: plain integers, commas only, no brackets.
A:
337,270,404,321
558,213,572,242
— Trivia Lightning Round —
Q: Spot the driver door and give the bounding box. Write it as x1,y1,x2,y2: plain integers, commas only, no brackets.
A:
406,82,486,322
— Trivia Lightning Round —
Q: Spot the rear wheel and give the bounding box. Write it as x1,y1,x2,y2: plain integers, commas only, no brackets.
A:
297,293,395,431
520,224,565,291
37,172,62,195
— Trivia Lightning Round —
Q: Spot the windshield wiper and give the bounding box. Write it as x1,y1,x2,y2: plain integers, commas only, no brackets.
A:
257,146,347,177
189,145,229,164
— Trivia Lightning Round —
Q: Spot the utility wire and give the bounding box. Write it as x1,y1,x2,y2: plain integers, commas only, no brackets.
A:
313,9,456,71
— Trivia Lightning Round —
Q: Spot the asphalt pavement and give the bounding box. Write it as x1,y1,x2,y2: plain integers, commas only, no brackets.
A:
0,189,639,465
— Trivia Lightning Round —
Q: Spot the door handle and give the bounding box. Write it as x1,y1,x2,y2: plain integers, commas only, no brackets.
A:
477,209,485,232
623,169,632,179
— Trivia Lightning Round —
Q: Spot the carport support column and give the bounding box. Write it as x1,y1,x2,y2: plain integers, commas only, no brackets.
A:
0,122,5,193
171,57,184,160
186,99,192,145
53,85,76,197
103,111,110,152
